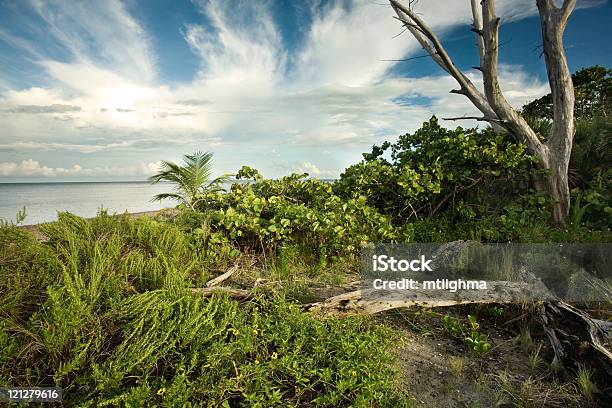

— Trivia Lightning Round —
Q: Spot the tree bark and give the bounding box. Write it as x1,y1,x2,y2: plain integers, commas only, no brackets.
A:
537,0,576,222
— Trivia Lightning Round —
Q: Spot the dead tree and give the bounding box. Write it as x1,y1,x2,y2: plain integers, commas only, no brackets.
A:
389,0,576,223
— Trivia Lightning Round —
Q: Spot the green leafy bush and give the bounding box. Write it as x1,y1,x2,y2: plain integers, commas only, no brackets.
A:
189,170,410,258
336,115,610,242
335,117,535,226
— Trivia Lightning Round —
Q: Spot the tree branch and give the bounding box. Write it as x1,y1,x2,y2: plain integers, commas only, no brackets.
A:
391,14,447,71
536,0,575,152
442,115,507,123
389,0,501,126
470,0,486,70
480,0,545,154
560,0,577,26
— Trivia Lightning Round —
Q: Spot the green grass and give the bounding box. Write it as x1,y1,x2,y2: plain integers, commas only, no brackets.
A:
0,213,409,407
576,365,594,402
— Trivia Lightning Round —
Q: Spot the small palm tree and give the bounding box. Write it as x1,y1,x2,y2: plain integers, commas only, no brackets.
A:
149,151,227,209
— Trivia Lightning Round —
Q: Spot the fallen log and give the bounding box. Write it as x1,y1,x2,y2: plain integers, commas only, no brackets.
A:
303,281,553,314
206,263,241,287
191,286,251,299
304,282,612,403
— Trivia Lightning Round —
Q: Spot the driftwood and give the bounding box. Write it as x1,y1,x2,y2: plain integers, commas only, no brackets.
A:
305,281,612,402
206,264,241,287
190,286,251,299
191,274,611,400
539,300,612,401
206,259,257,287
303,281,553,314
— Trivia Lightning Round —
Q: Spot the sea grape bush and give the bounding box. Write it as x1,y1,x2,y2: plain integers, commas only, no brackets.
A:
335,117,536,224
331,117,611,242
188,170,412,258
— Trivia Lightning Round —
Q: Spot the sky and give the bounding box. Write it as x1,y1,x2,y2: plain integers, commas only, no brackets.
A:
0,0,610,182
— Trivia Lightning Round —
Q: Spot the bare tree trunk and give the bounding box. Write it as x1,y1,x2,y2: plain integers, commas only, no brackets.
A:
537,0,576,222
539,150,572,223
389,0,576,223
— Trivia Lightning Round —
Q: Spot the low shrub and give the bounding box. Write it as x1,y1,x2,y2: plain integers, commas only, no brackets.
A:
0,214,409,407
187,169,411,259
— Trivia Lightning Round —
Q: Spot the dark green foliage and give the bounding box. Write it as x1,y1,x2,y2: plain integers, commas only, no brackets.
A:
521,66,612,230
522,66,611,120
0,214,408,407
335,117,537,232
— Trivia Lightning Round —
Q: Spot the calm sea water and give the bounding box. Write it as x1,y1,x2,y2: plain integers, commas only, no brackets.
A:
0,182,176,225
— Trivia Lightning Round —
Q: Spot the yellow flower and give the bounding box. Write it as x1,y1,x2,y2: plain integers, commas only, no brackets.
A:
157,387,166,396
252,328,259,335
351,371,357,376
271,352,278,360
255,359,260,365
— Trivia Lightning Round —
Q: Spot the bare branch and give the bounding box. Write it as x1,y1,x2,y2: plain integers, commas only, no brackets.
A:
442,115,507,124
206,259,255,287
560,0,577,25
389,0,501,124
391,13,447,70
480,0,544,152
379,53,433,62
392,26,409,38
470,0,486,69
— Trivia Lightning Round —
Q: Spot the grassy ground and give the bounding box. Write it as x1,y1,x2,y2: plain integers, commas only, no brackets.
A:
1,212,603,407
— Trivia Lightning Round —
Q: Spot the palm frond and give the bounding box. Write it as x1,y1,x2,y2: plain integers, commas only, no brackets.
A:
148,151,219,208
151,192,186,203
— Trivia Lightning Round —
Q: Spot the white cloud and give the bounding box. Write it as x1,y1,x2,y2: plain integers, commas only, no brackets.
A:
186,0,286,87
1,0,596,178
0,158,160,177
0,162,17,175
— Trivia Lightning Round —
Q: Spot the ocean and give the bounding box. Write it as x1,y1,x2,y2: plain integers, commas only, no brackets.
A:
0,181,175,225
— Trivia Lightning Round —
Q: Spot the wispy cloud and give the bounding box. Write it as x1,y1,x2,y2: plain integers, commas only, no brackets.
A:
1,0,602,178
28,0,156,83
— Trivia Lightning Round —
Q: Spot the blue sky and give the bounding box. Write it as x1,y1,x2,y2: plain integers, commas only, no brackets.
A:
0,0,610,181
